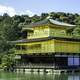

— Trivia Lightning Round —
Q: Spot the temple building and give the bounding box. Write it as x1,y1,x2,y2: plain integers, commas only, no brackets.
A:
14,17,80,69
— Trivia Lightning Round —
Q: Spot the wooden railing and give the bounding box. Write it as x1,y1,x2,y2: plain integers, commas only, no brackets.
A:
15,63,55,69
15,63,80,70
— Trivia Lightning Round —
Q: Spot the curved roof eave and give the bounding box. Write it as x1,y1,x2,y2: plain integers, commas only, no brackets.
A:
49,19,76,27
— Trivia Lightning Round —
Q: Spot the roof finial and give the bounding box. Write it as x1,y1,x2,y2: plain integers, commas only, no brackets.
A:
46,13,52,19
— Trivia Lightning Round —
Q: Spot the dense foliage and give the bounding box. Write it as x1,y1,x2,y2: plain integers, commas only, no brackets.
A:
0,12,80,68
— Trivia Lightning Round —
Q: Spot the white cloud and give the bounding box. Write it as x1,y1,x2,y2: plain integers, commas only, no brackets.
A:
18,10,35,17
0,5,16,17
0,5,35,17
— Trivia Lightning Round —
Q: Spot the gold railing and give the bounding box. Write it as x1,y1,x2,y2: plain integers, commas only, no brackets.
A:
15,50,27,54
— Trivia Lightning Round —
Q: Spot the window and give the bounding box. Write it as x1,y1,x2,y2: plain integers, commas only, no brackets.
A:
60,30,65,35
16,46,21,50
16,45,26,50
22,46,26,50
22,31,27,38
68,56,79,66
27,32,33,37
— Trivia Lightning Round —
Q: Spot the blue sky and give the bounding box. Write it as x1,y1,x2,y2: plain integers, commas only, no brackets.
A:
0,0,80,16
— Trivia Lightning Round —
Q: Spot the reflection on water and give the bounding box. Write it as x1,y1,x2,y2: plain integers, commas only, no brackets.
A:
0,72,80,80
68,75,79,80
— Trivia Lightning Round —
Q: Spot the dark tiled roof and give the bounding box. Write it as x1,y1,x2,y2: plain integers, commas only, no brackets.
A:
12,37,80,44
12,37,53,43
23,18,76,29
23,19,49,28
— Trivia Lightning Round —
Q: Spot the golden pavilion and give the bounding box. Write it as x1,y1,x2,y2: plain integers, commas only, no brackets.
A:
14,17,80,69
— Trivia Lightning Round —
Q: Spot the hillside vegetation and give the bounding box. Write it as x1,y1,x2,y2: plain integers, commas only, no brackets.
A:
0,12,80,69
